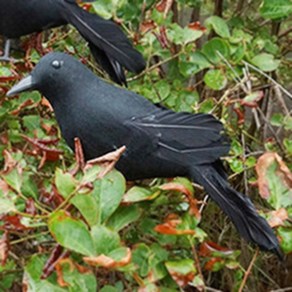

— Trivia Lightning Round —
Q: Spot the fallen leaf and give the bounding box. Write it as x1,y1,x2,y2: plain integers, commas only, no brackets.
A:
165,259,196,288
0,179,10,195
0,231,9,266
233,107,245,125
154,214,195,235
256,152,292,199
268,208,289,227
155,0,173,18
160,182,192,196
10,99,35,115
22,135,63,168
240,91,264,108
0,215,29,231
2,150,18,174
25,198,37,216
188,22,206,32
140,20,156,34
199,241,233,257
204,257,224,271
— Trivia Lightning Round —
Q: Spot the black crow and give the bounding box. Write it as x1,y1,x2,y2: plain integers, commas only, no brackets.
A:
7,52,282,258
0,0,145,85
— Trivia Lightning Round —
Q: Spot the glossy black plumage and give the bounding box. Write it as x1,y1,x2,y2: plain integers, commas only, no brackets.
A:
0,0,145,85
7,52,282,258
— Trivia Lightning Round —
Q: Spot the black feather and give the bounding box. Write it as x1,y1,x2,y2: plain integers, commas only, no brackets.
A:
190,165,283,259
61,0,145,73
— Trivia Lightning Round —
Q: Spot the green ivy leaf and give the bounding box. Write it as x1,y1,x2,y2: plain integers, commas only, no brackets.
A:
251,53,280,72
260,0,292,20
205,16,230,38
204,69,227,90
202,37,230,64
168,24,203,45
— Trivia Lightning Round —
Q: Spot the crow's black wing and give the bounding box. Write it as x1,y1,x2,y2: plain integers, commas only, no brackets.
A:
126,110,230,165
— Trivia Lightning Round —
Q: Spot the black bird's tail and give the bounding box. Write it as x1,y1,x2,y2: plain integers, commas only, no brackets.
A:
60,0,145,85
190,164,282,258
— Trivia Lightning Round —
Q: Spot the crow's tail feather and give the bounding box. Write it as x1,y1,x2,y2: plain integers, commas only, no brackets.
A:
88,43,127,86
61,0,145,84
190,165,282,259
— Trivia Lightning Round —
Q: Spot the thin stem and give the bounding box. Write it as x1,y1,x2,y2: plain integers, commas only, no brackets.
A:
238,249,259,292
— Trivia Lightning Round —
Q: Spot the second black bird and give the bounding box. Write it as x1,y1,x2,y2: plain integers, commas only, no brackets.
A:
0,0,145,85
7,52,282,258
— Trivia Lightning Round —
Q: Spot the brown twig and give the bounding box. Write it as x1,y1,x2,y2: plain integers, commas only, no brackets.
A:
238,249,259,292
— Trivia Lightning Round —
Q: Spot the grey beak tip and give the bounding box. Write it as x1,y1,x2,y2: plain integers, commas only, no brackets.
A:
6,75,34,96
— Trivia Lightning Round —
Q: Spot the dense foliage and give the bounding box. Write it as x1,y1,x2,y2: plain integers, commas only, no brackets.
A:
0,0,291,291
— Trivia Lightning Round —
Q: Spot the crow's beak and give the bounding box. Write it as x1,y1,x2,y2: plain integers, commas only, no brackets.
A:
7,75,36,96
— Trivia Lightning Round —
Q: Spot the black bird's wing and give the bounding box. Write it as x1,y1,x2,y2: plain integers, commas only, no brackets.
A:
126,110,230,165
60,0,145,84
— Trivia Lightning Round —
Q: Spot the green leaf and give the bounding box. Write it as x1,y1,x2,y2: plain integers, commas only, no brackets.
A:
107,247,129,262
284,116,292,130
71,194,99,226
82,165,102,184
100,286,119,292
165,259,196,277
123,186,160,203
0,198,16,215
48,210,95,256
205,16,230,38
199,98,215,113
251,53,280,72
91,225,120,255
202,37,230,64
179,52,211,76
260,0,292,20
2,169,22,193
23,115,41,131
92,1,112,19
55,168,77,198
132,244,152,277
93,170,126,223
107,205,142,231
58,260,97,292
204,69,227,90
0,66,13,77
284,139,292,155
278,227,292,254
271,113,284,127
168,23,203,45
156,80,171,100
24,255,66,292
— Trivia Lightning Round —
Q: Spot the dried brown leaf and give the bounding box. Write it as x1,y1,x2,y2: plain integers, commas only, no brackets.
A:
83,248,131,268
268,208,289,227
256,152,292,199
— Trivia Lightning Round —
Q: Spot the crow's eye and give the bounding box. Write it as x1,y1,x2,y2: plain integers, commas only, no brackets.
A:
51,60,63,69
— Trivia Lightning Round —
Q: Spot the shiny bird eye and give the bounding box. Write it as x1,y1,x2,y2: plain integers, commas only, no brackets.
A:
51,60,63,69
